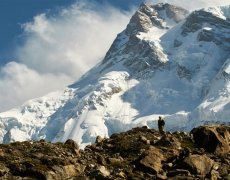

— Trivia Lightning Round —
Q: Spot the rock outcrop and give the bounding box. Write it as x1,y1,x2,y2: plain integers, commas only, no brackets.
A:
0,125,229,179
102,3,189,75
182,8,230,51
183,154,214,176
191,125,230,155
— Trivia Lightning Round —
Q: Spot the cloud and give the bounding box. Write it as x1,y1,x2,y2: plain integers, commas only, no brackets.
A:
17,1,131,77
0,1,131,112
150,0,230,10
0,62,72,111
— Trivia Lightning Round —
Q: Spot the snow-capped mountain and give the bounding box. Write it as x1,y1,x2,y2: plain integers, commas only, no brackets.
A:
1,3,230,148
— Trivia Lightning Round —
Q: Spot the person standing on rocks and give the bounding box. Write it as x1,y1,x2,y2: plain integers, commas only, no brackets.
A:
158,116,165,135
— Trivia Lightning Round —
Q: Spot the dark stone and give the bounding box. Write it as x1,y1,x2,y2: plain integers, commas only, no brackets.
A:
97,155,106,165
64,139,79,150
155,137,172,146
191,125,230,155
167,169,190,177
174,39,183,47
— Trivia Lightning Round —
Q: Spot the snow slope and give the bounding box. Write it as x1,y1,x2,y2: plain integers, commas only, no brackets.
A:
0,3,230,148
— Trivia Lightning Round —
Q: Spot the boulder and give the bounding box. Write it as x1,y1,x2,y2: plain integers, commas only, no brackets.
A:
0,149,4,157
183,154,214,175
44,164,85,180
91,166,110,179
191,125,230,155
210,169,220,180
155,136,181,149
64,139,79,150
63,164,83,177
139,135,150,144
219,164,229,177
97,155,106,165
95,136,104,143
0,163,9,176
139,146,165,174
108,157,123,166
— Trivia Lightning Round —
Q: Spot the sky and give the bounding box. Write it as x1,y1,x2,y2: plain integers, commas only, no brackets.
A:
0,0,229,112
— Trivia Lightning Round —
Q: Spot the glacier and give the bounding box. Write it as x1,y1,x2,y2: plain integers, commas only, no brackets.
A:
0,3,230,148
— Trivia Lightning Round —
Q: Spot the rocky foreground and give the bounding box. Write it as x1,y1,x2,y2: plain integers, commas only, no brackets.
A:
0,125,229,180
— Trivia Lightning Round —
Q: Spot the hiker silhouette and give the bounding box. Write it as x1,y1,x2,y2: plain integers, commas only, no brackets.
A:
158,116,165,135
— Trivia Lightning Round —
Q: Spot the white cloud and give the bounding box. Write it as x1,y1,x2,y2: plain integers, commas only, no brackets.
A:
0,1,131,112
150,0,230,10
0,62,72,111
17,2,131,77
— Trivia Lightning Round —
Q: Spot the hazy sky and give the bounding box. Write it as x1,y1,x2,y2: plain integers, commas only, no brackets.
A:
0,0,229,112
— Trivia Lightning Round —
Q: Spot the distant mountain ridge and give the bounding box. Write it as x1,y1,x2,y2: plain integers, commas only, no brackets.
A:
0,3,230,148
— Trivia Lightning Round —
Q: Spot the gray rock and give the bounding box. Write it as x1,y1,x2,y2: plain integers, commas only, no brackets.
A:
181,9,230,51
102,3,188,77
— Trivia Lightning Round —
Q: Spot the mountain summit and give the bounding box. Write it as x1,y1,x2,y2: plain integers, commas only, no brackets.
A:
0,3,230,148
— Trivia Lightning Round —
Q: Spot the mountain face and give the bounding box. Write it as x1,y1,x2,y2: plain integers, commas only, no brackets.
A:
0,3,230,148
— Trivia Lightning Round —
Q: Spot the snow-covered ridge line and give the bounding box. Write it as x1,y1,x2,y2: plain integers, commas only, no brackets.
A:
203,5,230,20
0,88,75,143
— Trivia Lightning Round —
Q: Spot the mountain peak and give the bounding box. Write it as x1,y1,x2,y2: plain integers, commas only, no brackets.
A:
181,5,230,52
102,3,189,74
125,3,189,36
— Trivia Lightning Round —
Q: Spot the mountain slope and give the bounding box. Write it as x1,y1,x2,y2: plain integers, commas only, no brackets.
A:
0,3,230,148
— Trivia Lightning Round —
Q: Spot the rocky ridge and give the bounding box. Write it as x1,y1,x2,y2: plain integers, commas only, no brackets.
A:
0,125,229,179
102,3,189,75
